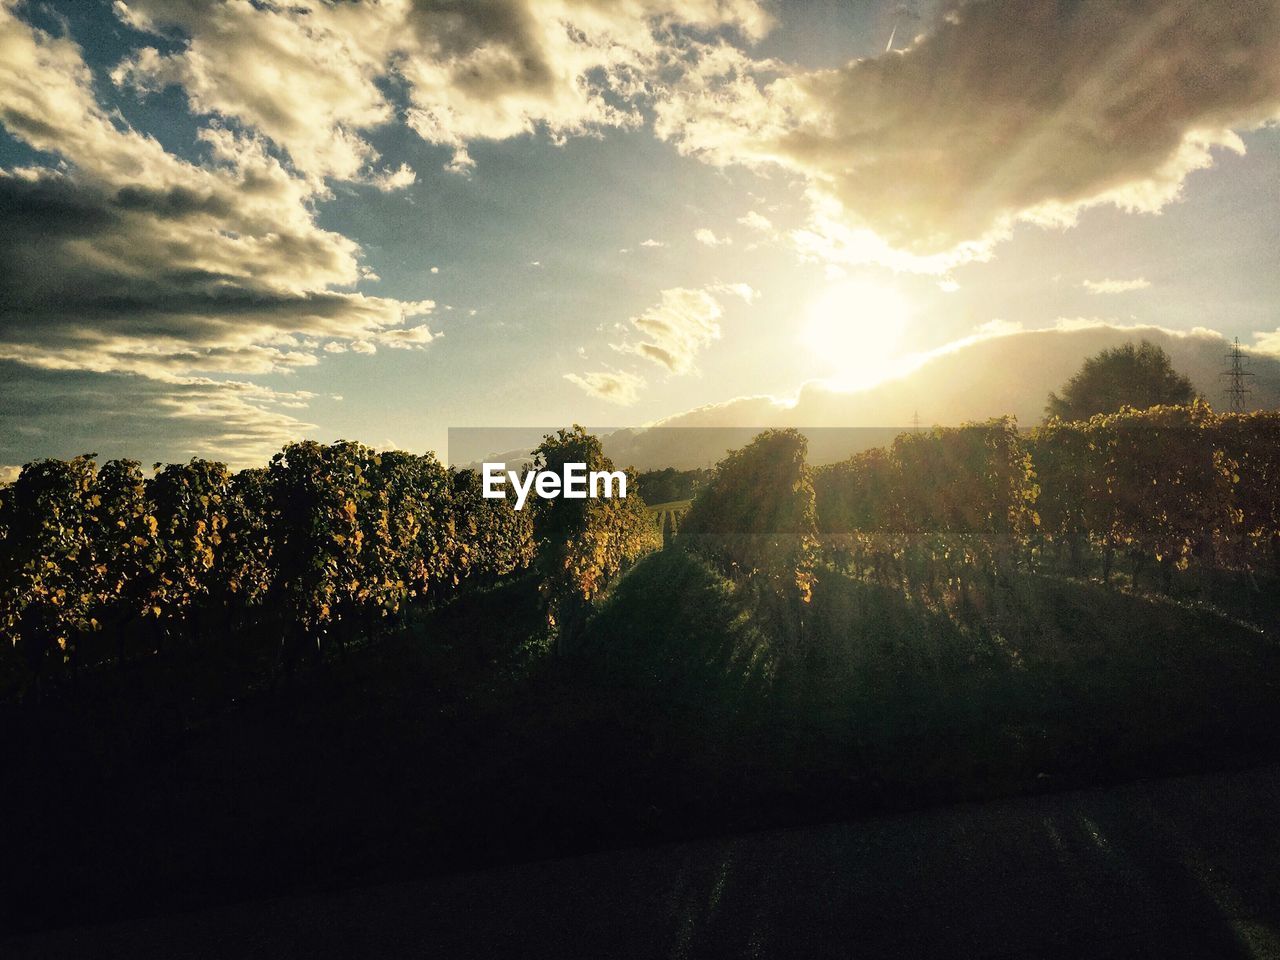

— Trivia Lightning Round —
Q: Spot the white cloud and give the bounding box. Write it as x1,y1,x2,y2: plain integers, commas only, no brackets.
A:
639,238,665,247
613,284,753,374
737,210,773,232
394,0,771,171
1082,277,1152,295
113,0,397,184
1251,329,1280,356
711,282,759,304
564,369,646,405
112,0,772,177
563,282,755,403
370,162,417,192
694,227,730,247
375,325,438,350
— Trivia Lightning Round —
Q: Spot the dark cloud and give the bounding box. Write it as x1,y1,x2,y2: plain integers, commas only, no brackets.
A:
0,8,434,377
0,361,317,468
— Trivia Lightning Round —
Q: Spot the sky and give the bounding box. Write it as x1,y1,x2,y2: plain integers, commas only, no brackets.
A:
1,0,1278,472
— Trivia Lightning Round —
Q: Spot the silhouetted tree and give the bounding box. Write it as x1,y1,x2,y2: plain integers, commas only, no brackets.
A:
1046,340,1195,421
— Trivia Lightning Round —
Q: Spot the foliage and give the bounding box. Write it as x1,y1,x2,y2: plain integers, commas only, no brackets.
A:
87,459,160,656
634,467,711,506
217,467,274,614
0,439,536,681
1213,410,1280,574
813,420,1038,602
1046,340,1195,421
147,459,233,638
681,429,818,648
450,467,536,588
0,456,99,673
3,406,1278,685
815,405,1280,597
530,426,658,647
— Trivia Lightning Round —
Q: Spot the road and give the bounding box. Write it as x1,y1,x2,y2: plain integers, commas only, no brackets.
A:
8,764,1280,959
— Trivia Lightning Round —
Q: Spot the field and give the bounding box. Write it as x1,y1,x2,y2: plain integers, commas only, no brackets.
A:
2,412,1279,937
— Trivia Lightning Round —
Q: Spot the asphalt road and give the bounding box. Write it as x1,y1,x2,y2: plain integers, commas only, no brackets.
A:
8,763,1280,959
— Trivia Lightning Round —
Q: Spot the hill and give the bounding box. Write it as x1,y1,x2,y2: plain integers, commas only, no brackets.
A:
601,324,1280,468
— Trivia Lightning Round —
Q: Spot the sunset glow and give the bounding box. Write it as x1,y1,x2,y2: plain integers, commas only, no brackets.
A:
802,280,912,389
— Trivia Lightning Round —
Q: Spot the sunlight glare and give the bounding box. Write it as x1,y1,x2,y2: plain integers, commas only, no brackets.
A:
801,279,912,389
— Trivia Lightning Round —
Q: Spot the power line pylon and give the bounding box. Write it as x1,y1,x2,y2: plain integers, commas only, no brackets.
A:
912,409,921,434
1221,337,1255,413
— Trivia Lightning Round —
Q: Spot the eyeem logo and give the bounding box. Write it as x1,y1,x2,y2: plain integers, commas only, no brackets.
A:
482,462,627,511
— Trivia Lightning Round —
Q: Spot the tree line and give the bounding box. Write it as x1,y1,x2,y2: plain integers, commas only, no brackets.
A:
0,427,656,685
812,404,1280,595
5,401,1278,685
670,405,1279,654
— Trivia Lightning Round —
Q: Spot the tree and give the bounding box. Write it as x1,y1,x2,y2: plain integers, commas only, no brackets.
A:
0,456,99,677
1046,340,1196,421
87,459,158,662
449,467,535,590
530,426,657,650
680,429,818,649
147,459,234,649
267,441,370,661
216,467,276,636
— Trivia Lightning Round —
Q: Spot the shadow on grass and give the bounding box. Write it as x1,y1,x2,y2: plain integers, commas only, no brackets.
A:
2,551,1278,941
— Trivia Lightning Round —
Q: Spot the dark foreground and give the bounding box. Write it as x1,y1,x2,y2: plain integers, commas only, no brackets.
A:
8,762,1280,959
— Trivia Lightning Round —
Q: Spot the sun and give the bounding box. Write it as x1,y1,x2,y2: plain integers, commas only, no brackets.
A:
801,279,912,389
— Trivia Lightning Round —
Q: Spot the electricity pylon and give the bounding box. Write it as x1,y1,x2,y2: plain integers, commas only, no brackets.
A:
1221,337,1254,413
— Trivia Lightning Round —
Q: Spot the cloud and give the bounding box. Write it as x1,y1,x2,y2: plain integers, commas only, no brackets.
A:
112,0,397,184
395,0,771,171
639,238,665,247
1082,277,1152,295
1253,329,1280,356
613,284,750,374
0,9,434,381
656,0,1280,270
564,282,754,403
0,360,318,468
376,324,439,350
564,369,646,405
370,163,417,192
737,210,773,232
694,227,730,246
114,0,772,175
711,281,759,304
